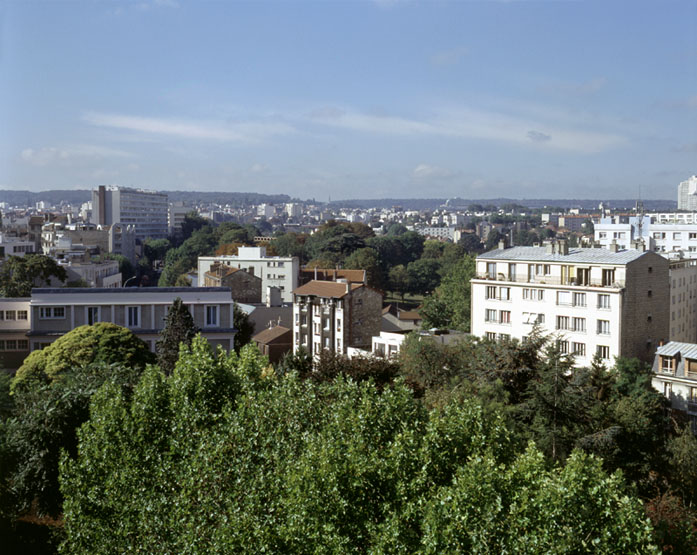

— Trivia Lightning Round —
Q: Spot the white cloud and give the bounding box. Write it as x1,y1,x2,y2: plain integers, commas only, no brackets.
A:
308,105,625,153
413,164,456,179
250,163,267,173
83,112,294,143
20,145,134,166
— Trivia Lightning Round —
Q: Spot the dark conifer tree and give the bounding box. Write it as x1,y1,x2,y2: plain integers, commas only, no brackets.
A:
157,297,198,374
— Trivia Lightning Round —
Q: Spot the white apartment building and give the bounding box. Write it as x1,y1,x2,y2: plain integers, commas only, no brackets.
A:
168,202,191,235
595,215,697,254
0,298,31,371
471,241,669,366
678,176,697,211
0,233,36,258
91,185,168,240
198,247,299,303
652,341,697,432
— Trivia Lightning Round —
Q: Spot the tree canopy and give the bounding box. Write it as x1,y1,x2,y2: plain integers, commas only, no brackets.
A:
0,255,67,297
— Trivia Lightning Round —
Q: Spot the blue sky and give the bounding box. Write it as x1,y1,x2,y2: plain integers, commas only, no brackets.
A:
1,0,695,200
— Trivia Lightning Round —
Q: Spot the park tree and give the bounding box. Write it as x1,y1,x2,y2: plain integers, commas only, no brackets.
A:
344,247,384,289
12,323,154,392
420,255,475,331
156,298,198,375
0,254,67,297
233,304,255,352
59,346,655,553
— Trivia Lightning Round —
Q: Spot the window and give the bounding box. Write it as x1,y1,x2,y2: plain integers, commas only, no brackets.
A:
572,342,586,356
690,233,697,240
572,317,586,332
663,382,672,396
487,262,497,278
557,291,571,306
5,340,16,351
206,305,219,327
486,286,496,299
485,309,497,323
337,319,342,332
556,316,569,330
602,269,615,286
674,232,682,239
572,292,586,307
660,356,675,373
499,287,511,301
17,339,28,350
87,307,100,325
39,307,65,319
498,333,510,341
313,323,320,334
485,332,497,340
557,340,569,354
596,345,610,359
127,306,140,328
4,311,15,320
597,320,610,335
18,310,27,320
499,311,511,324
597,294,610,309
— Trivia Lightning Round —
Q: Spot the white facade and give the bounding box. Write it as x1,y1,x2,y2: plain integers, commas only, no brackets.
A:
198,246,299,303
91,185,168,240
471,242,670,367
372,331,406,359
678,176,697,211
595,216,697,253
0,233,36,258
168,202,190,235
652,342,697,433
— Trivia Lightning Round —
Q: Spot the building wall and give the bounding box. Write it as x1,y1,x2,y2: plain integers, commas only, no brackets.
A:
199,248,299,303
0,299,31,372
347,286,383,350
620,253,670,362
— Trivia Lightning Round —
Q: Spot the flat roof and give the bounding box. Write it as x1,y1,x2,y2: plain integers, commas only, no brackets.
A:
477,246,649,265
31,287,231,294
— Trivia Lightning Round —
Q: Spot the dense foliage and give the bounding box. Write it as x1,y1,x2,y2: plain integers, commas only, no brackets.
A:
156,298,198,374
59,337,656,553
0,255,67,297
12,323,154,392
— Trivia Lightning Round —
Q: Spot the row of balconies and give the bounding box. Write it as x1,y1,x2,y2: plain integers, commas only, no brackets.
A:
474,274,624,288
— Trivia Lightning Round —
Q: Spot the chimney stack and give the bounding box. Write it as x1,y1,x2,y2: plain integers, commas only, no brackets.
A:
608,240,619,253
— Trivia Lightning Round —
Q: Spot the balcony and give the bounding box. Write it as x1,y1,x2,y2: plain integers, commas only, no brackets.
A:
474,274,625,288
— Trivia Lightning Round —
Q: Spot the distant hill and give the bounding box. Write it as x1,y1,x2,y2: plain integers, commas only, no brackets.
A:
0,189,295,208
328,198,678,212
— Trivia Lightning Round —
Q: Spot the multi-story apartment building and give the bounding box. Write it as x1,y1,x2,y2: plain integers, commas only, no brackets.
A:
198,247,299,303
0,233,36,258
668,255,697,343
471,241,669,366
678,176,697,211
60,259,122,288
595,215,697,254
28,287,236,353
91,185,168,240
42,222,136,264
652,341,697,432
168,202,191,236
292,280,382,356
0,298,31,372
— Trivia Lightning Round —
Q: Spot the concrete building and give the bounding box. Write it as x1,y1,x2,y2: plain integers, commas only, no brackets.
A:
28,287,236,353
471,241,670,366
678,176,697,211
292,280,382,356
168,202,190,236
595,215,697,254
652,341,697,432
203,262,262,304
198,247,299,303
298,268,367,287
0,298,30,372
91,185,168,240
42,222,136,264
667,255,697,343
0,233,36,258
61,259,122,288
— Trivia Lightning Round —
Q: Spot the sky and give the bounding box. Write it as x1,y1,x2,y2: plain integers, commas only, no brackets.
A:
0,0,695,201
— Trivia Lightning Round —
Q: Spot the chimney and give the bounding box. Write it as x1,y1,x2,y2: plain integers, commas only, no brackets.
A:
498,240,506,250
545,241,555,254
559,240,569,255
608,240,619,253
314,266,317,280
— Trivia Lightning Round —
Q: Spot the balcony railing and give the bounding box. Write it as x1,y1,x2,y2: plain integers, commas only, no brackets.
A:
474,273,625,288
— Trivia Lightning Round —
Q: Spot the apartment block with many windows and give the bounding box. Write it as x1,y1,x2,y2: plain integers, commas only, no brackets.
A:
292,280,382,356
0,298,31,372
652,341,697,433
28,287,236,353
471,241,669,366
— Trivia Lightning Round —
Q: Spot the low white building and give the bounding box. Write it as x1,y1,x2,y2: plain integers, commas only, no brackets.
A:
471,241,670,367
198,247,299,303
652,341,697,432
0,233,36,258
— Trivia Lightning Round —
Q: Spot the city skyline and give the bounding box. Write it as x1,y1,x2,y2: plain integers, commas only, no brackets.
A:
1,0,695,200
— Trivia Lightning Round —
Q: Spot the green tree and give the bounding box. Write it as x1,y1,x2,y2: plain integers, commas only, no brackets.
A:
143,238,171,262
156,298,198,375
420,255,475,331
233,304,255,352
388,264,410,300
406,258,441,295
179,211,209,241
0,254,67,297
13,323,154,392
344,247,384,289
104,253,135,283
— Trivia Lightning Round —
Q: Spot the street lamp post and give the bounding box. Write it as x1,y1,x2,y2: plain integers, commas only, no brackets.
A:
123,276,137,288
